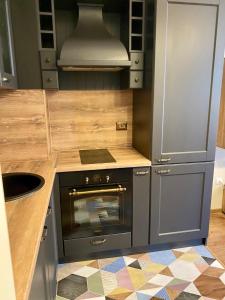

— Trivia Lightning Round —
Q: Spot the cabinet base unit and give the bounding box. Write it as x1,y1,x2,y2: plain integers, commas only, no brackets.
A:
54,167,151,262
150,162,214,245
29,193,58,300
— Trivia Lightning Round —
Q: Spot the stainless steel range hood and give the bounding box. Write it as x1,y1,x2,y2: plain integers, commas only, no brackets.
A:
57,3,131,71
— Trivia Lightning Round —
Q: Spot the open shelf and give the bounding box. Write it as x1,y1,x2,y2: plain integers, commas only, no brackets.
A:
132,1,143,17
39,0,52,13
131,36,143,51
132,19,143,34
40,15,53,31
41,33,54,48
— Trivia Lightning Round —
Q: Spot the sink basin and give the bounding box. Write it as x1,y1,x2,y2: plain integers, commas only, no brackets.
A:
2,172,45,202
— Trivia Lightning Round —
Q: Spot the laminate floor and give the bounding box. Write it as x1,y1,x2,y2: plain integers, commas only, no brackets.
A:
208,211,225,267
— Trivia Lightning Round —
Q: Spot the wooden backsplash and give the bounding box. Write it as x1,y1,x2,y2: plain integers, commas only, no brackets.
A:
0,90,49,162
0,89,133,162
47,90,133,152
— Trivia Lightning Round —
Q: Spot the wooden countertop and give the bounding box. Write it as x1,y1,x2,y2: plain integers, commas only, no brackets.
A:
2,148,150,300
2,158,56,300
56,148,151,172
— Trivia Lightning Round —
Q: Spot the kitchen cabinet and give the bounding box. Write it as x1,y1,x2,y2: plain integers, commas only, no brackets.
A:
28,237,48,300
10,0,42,89
0,0,17,89
150,162,214,245
151,0,225,165
29,194,57,300
133,0,225,164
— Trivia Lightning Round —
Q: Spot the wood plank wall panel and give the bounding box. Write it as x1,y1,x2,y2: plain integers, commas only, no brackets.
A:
46,90,133,152
0,90,49,162
217,61,225,148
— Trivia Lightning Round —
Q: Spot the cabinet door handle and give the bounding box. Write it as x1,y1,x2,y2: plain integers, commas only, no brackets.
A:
157,158,171,163
41,226,48,242
156,169,171,175
2,77,9,82
90,239,106,246
47,207,52,216
135,170,149,176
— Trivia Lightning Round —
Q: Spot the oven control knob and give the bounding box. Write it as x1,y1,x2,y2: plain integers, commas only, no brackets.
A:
85,177,89,184
106,176,110,183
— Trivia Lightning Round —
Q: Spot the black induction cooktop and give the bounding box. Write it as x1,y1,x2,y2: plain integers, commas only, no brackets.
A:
79,149,116,164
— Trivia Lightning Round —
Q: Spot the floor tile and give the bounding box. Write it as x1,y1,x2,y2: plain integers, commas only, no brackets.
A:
175,291,200,300
57,274,87,299
57,246,225,299
194,274,225,299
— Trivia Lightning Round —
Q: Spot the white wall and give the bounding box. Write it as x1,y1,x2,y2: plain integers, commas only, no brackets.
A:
0,168,16,300
211,147,225,209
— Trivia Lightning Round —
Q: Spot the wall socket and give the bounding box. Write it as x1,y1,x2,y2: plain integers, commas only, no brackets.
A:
116,122,128,131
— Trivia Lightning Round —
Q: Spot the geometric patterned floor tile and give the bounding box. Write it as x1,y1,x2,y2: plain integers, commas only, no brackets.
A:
184,282,201,296
149,250,177,266
155,287,170,300
175,291,200,299
57,274,87,299
167,278,190,292
57,246,225,299
148,274,173,286
194,274,225,299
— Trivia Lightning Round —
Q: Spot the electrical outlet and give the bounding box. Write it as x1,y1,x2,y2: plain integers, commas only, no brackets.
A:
116,122,128,131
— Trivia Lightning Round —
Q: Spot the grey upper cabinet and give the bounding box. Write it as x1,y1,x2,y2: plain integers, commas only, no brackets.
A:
10,0,42,89
150,162,214,245
152,0,225,165
0,0,17,89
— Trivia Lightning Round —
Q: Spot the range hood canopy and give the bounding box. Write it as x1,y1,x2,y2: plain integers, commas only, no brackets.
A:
57,3,131,71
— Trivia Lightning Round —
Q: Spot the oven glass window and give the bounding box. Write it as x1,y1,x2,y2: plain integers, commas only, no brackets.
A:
73,195,121,230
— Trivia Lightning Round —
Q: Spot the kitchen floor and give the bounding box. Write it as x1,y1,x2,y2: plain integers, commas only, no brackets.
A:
56,212,225,300
208,211,225,267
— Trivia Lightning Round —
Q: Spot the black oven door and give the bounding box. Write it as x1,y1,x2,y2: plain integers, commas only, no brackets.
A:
61,184,132,239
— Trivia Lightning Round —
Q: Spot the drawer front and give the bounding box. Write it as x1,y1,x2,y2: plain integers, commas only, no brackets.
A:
130,52,144,70
64,233,131,258
40,51,56,70
130,71,143,88
42,71,59,89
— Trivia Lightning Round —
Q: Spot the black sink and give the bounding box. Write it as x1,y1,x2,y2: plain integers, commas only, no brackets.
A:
2,172,45,202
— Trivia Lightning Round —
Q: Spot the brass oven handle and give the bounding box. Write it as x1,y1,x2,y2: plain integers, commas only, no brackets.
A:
69,185,127,197
90,239,106,246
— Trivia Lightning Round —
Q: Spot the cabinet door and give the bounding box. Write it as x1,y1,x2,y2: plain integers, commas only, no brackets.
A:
10,0,42,89
29,195,58,300
0,0,17,88
152,0,225,164
150,162,214,245
29,239,48,300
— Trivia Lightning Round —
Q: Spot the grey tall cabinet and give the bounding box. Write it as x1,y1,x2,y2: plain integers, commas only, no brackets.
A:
133,0,225,245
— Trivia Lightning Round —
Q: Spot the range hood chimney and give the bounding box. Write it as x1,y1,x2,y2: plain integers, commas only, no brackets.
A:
57,3,131,71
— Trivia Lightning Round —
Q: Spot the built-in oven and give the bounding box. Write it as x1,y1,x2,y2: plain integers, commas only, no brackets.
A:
59,168,132,259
